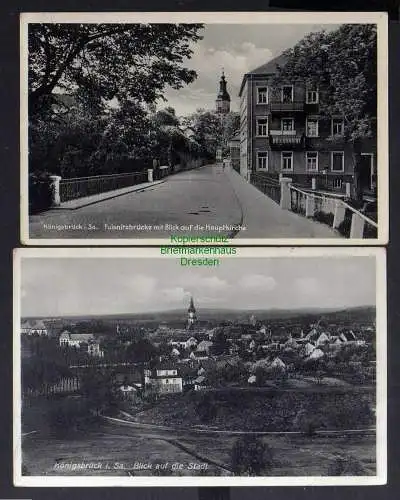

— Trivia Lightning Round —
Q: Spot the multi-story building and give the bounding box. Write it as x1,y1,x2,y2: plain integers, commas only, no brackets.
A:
239,54,377,199
59,331,104,357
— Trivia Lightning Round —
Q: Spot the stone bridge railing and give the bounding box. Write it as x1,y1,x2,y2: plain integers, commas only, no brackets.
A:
280,178,378,239
47,159,204,206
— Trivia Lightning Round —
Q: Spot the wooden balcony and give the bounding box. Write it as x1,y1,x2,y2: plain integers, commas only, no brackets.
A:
269,101,305,113
269,130,305,148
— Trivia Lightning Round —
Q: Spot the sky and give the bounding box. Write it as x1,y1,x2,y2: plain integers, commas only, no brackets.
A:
161,23,340,117
20,256,376,317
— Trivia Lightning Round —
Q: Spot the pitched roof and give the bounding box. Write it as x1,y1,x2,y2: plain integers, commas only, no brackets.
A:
70,333,96,342
21,319,47,330
271,357,286,368
248,53,289,76
239,52,289,96
59,331,95,342
191,351,209,358
196,340,213,351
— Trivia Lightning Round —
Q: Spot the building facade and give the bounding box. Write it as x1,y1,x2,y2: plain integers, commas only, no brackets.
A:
144,364,183,394
59,331,104,357
21,319,48,336
239,54,377,199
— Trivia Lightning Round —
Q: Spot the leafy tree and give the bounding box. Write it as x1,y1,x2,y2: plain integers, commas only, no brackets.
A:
211,328,230,356
231,435,273,476
183,109,240,160
273,24,377,199
196,393,217,423
29,23,204,113
21,337,72,391
28,24,204,180
150,107,189,167
293,408,321,436
125,338,158,364
80,368,118,415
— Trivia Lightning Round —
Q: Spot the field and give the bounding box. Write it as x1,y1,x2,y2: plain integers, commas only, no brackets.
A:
21,422,376,477
20,390,376,477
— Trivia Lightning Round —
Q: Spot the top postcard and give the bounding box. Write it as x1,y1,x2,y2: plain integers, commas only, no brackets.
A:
21,11,388,245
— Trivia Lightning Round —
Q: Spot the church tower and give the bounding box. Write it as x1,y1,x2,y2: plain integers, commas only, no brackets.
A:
216,70,230,114
187,296,197,329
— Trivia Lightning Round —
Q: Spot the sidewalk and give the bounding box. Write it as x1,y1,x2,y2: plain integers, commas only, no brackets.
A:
225,168,341,239
54,179,166,210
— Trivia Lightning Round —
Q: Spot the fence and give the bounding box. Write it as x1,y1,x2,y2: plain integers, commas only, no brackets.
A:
289,185,378,239
250,172,281,205
59,171,148,202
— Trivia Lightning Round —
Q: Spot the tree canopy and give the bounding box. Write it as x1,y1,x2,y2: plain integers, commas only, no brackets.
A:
28,23,204,114
183,109,240,159
27,23,206,184
273,24,377,142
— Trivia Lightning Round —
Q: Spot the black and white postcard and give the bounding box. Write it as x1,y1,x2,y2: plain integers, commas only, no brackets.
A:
14,247,386,486
21,12,388,245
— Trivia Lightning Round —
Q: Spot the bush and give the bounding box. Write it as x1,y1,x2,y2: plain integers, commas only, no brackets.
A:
46,398,92,438
337,214,352,238
196,394,217,423
293,409,321,436
313,211,334,227
363,224,378,239
29,171,54,214
328,455,367,476
231,435,273,476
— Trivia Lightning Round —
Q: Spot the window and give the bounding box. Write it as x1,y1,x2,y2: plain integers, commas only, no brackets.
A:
306,118,319,137
281,85,293,103
306,89,319,104
331,151,344,172
281,151,293,171
333,178,343,189
256,117,268,136
306,152,318,172
257,86,268,104
281,118,294,132
331,118,344,135
257,151,268,170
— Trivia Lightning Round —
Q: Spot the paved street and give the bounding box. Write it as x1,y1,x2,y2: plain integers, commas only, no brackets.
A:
29,165,340,240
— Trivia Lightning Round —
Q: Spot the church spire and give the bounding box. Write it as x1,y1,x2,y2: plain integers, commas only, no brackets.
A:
187,296,197,329
216,69,230,114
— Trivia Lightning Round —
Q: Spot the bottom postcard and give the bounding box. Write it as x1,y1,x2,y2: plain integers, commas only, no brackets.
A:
13,247,386,486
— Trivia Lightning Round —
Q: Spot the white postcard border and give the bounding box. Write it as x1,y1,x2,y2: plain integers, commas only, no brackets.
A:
13,246,387,486
20,11,389,246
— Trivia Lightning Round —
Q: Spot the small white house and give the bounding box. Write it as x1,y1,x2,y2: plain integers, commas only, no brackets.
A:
196,340,214,354
270,357,286,369
301,342,315,357
144,364,183,394
308,348,324,361
316,332,330,346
